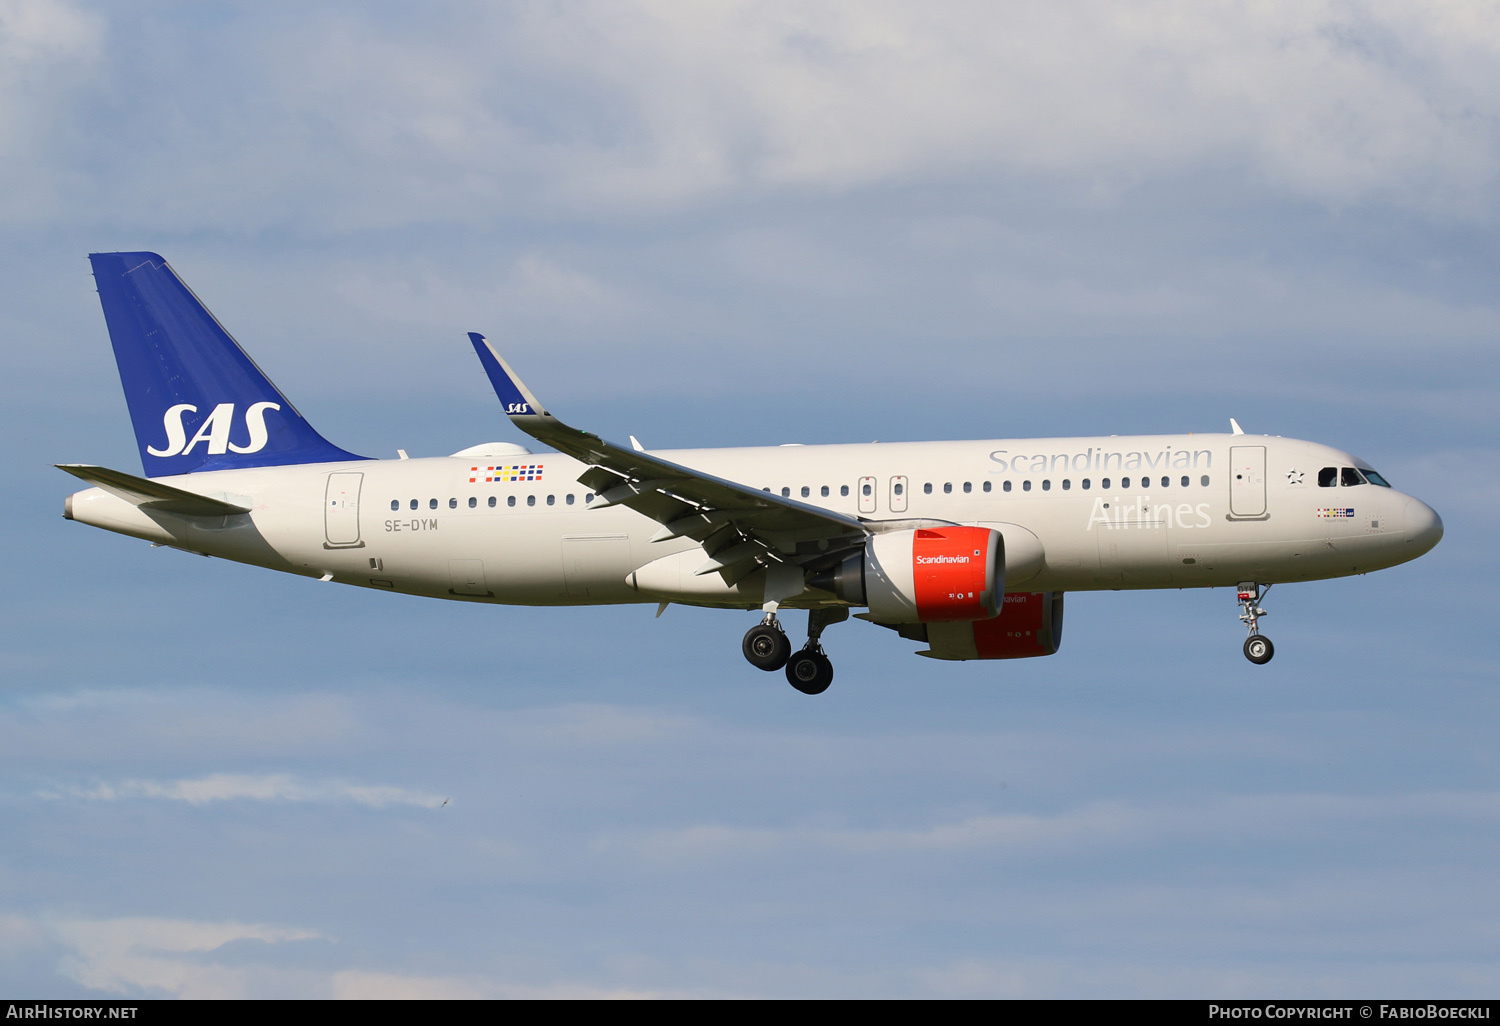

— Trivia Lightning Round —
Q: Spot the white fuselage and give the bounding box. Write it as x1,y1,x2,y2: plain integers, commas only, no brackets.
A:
64,432,1440,608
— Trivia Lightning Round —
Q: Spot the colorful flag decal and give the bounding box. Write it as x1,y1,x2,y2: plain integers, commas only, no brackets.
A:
1316,508,1355,518
469,465,544,483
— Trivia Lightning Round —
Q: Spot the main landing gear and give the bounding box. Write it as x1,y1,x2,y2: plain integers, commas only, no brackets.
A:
1237,581,1274,665
741,607,848,694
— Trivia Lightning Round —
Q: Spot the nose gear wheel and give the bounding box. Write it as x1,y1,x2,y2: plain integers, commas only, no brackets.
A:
1236,582,1274,664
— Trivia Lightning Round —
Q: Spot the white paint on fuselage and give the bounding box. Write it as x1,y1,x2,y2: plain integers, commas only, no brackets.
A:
64,433,1440,610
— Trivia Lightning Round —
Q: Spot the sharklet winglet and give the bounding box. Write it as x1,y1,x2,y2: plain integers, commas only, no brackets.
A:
468,333,548,418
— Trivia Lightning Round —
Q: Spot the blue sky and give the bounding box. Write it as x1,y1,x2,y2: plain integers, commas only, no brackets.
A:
2,0,1498,997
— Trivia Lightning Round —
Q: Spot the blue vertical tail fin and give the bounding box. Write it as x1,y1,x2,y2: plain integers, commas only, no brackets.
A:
89,252,367,477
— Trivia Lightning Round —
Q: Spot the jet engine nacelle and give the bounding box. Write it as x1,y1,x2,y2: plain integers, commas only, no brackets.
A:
918,591,1065,660
815,526,1002,623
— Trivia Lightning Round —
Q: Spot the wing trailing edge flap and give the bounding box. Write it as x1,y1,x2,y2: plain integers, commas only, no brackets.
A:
467,333,868,582
57,464,252,517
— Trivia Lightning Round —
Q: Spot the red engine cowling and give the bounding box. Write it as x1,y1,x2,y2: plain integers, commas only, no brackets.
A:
815,526,1003,622
918,591,1065,660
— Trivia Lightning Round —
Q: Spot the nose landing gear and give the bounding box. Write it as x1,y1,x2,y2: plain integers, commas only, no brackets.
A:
1238,582,1274,664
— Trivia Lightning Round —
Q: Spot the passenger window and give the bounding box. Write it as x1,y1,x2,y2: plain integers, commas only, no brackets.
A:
1122,477,1131,489
963,482,972,493
526,495,536,507
410,499,418,511
1062,479,1071,490
566,494,575,505
1341,467,1366,487
1003,481,1012,492
1042,480,1051,491
586,493,594,502
468,497,476,509
840,485,849,497
390,500,398,511
862,483,872,496
547,494,555,505
983,481,991,493
1181,476,1189,487
1023,480,1032,492
1082,479,1091,490
781,487,790,497
1318,467,1337,487
449,498,457,509
801,486,810,498
943,483,952,494
429,498,438,510
923,483,932,494
1102,478,1111,489
507,496,516,508
488,496,496,508
894,483,904,496
1159,477,1168,488
1201,475,1210,487
821,485,829,497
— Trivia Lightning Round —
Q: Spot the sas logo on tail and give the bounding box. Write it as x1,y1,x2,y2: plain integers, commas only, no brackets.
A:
147,402,281,458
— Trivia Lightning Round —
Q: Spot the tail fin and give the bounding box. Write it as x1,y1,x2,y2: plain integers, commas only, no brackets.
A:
89,252,366,477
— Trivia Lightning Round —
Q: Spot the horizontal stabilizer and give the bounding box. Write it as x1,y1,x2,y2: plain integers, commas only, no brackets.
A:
56,464,251,517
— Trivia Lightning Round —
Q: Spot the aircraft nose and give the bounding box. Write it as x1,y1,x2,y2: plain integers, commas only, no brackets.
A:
1403,497,1444,556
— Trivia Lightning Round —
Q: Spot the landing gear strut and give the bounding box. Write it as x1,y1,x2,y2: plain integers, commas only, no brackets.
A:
783,607,848,695
1237,582,1274,665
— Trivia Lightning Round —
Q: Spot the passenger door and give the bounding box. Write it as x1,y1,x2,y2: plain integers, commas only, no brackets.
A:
1229,445,1267,518
324,472,364,548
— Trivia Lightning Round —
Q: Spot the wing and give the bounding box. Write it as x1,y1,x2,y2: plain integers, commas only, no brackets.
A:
468,333,869,585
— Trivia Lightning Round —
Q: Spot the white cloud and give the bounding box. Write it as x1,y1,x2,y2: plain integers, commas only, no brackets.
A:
288,2,1500,212
0,0,102,218
40,773,445,808
601,790,1500,863
14,1,1500,231
35,916,678,999
49,917,319,999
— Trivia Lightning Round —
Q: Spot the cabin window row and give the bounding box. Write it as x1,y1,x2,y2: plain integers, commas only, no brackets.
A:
389,493,595,511
978,475,1212,493
764,476,1212,499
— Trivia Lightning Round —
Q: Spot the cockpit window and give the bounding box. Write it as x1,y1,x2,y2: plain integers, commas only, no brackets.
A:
1341,467,1367,487
1318,467,1337,487
1362,469,1391,487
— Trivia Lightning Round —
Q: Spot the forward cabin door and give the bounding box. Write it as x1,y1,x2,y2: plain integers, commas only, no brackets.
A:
1229,445,1267,518
324,472,364,548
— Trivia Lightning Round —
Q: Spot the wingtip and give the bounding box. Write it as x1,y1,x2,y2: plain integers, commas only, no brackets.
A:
467,332,547,418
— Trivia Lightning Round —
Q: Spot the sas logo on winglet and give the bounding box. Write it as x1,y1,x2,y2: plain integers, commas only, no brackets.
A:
505,402,531,414
147,402,281,458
